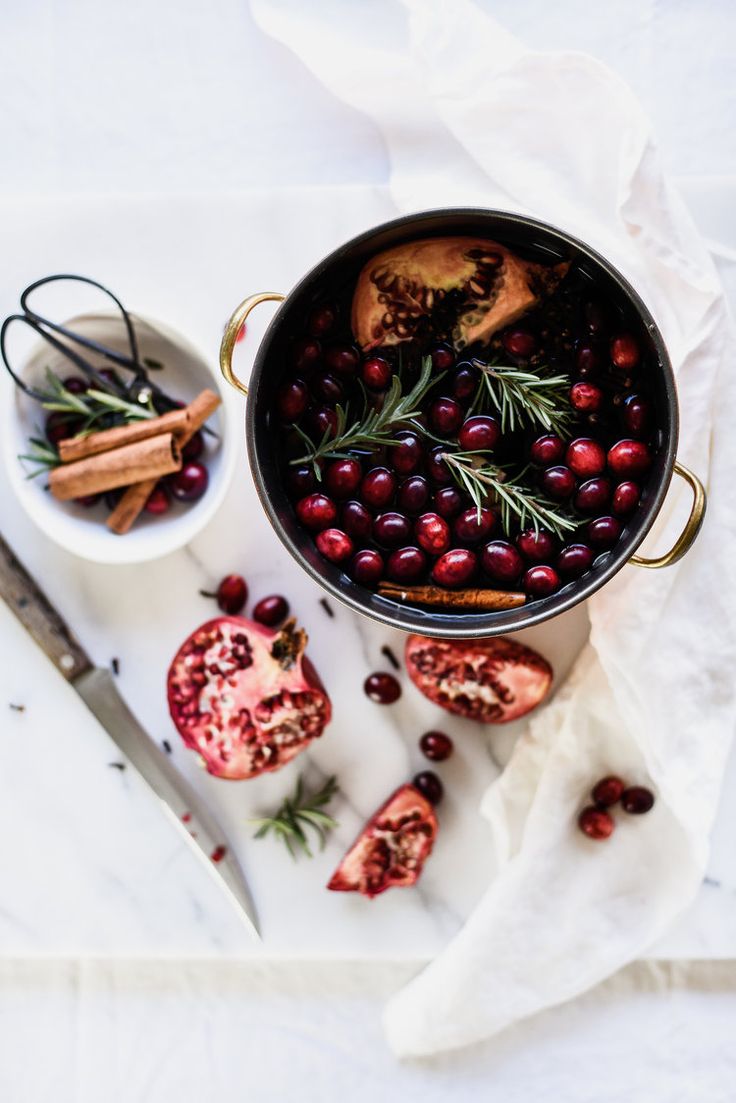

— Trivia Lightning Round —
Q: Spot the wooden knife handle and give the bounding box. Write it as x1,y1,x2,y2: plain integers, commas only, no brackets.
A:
0,534,93,681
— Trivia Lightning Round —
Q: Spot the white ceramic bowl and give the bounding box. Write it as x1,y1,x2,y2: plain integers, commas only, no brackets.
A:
3,311,237,564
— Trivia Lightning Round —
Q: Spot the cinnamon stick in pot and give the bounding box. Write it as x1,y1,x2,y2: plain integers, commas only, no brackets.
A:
49,433,182,501
58,408,190,464
377,583,526,611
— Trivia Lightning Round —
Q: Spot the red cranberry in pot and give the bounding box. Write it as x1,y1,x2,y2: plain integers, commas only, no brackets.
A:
431,548,477,587
296,493,337,531
584,301,608,336
586,516,622,548
373,511,412,548
578,806,614,840
574,477,612,513
610,333,641,371
342,500,373,541
63,375,88,394
362,355,392,391
253,594,289,627
557,543,594,577
570,381,603,413
523,565,560,597
397,475,430,515
540,465,576,500
182,431,204,462
607,439,652,478
386,546,427,583
350,549,384,586
621,393,652,436
454,507,495,544
481,540,523,583
215,574,248,615
503,329,536,358
325,457,362,499
291,336,321,373
413,770,444,806
566,437,606,478
419,731,454,762
277,378,308,421
427,446,452,485
144,485,170,515
364,671,401,704
612,480,641,516
361,467,396,509
458,415,500,452
288,464,316,498
170,462,209,502
316,528,354,564
451,363,479,400
517,528,556,563
429,397,463,436
309,406,338,437
433,486,464,519
530,434,565,466
621,786,655,814
312,371,345,405
575,343,601,377
391,431,424,475
592,775,625,807
324,343,360,376
308,304,337,337
415,512,451,556
431,345,455,371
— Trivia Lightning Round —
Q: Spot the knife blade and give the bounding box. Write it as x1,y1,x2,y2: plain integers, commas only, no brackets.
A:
0,533,260,938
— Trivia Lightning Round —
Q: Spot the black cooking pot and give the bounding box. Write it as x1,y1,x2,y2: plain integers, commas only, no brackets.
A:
219,208,705,639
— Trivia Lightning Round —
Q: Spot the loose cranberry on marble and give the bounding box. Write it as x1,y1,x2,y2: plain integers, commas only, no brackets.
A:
454,507,495,544
429,397,463,436
276,378,308,421
364,672,401,704
391,431,424,475
540,465,576,500
523,565,560,597
342,500,373,541
451,363,478,400
586,516,622,548
295,493,337,531
431,548,477,587
316,528,355,563
419,731,454,762
578,806,614,840
324,344,360,376
325,457,362,499
397,475,430,515
530,434,565,466
312,371,345,405
308,304,337,337
170,462,209,501
215,574,248,615
574,477,612,514
457,415,500,452
570,381,603,413
362,356,392,391
361,467,396,509
621,786,655,814
575,343,601,377
566,437,607,478
557,543,594,577
591,776,625,807
427,446,452,485
253,594,289,627
386,546,427,583
309,406,338,437
433,486,464,519
610,333,641,372
415,512,451,555
503,329,536,358
481,540,523,583
431,345,455,371
287,464,317,498
144,485,170,515
621,393,652,436
350,549,384,586
611,480,641,516
516,528,556,563
291,336,321,374
413,770,444,806
373,512,412,547
607,439,652,478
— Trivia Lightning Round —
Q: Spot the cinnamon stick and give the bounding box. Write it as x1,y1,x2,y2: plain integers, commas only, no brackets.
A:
50,433,182,501
106,388,221,535
377,583,526,611
58,408,190,464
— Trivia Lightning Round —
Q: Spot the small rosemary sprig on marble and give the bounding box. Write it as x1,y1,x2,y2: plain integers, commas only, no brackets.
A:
470,359,572,435
290,356,441,477
442,451,579,538
250,774,339,859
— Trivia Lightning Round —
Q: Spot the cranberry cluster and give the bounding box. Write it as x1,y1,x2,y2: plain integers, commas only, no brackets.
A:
578,774,656,840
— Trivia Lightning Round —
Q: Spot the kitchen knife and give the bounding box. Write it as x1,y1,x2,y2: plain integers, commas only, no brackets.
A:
0,533,260,938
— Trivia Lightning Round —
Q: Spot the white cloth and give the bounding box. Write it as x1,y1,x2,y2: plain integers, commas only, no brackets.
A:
251,0,736,1056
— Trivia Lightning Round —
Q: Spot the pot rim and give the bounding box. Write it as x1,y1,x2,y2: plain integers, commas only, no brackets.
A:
245,206,678,638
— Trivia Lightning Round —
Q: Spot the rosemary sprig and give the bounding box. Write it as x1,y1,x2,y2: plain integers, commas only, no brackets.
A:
18,438,59,479
470,359,572,435
250,774,339,859
290,356,441,476
443,450,579,538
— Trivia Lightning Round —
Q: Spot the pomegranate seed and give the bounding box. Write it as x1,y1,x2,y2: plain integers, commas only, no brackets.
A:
170,462,209,501
324,344,360,376
253,594,290,627
451,363,478,400
591,775,625,806
431,548,477,587
612,480,641,516
215,574,248,614
503,329,536,358
610,333,641,371
413,770,444,805
431,346,455,371
373,512,412,548
414,512,451,555
386,546,427,582
391,432,424,475
516,528,556,562
182,431,204,462
481,540,523,582
361,467,396,509
540,465,576,499
325,458,362,499
523,565,560,597
308,304,337,337
454,507,495,544
419,731,454,762
557,544,594,577
295,493,338,531
316,528,354,563
566,437,606,478
570,381,603,413
574,477,611,513
276,378,308,421
587,516,622,548
578,806,614,840
342,500,373,540
607,439,652,478
364,671,401,704
144,485,170,515
621,786,655,814
211,845,227,863
621,393,652,436
291,337,321,373
457,415,500,452
433,486,464,519
429,397,463,436
397,476,430,515
350,549,384,585
362,356,392,390
530,434,565,466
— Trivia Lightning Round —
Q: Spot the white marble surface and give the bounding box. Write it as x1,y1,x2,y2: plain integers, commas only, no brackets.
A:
0,188,735,961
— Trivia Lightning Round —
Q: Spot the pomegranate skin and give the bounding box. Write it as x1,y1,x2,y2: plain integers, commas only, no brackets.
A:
327,783,437,898
167,616,331,780
405,634,552,724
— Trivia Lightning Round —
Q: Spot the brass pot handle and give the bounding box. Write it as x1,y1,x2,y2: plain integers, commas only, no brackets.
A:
219,292,285,397
630,460,706,569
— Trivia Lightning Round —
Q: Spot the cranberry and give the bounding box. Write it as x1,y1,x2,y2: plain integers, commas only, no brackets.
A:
291,337,321,373
215,574,248,615
516,528,556,562
429,397,463,436
540,465,576,499
413,770,444,806
457,415,500,452
182,431,204,462
578,806,614,840
419,731,454,762
557,543,594,577
386,546,427,582
75,494,100,507
362,356,392,390
502,329,536,358
312,371,345,405
253,594,289,627
575,343,601,377
391,432,424,475
433,486,464,519
342,500,373,541
316,528,354,564
621,393,652,436
612,480,641,516
309,406,338,437
288,464,316,498
361,467,396,509
454,507,495,544
570,381,603,413
170,462,209,501
431,346,455,371
530,434,565,466
397,476,430,515
574,477,611,513
621,786,655,814
591,775,625,807
324,344,360,376
523,565,560,597
451,363,478,400
607,439,651,478
586,516,622,548
566,437,606,478
308,304,337,337
414,512,451,555
351,549,384,585
144,485,170,515
296,493,337,531
325,457,362,499
481,540,523,582
46,412,80,445
427,446,452,485
584,301,608,336
431,548,477,587
276,378,308,421
373,512,412,547
63,375,88,394
610,333,641,371
364,671,401,704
